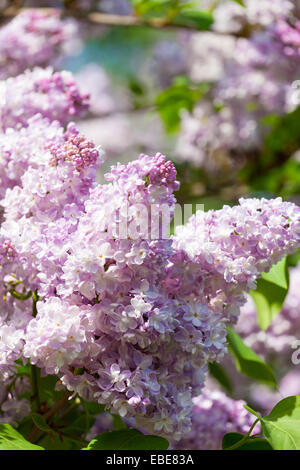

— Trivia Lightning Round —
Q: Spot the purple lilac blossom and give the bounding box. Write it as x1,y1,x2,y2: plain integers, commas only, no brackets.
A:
0,136,298,438
177,1,300,169
0,9,79,79
0,66,299,437
171,388,260,450
0,67,89,131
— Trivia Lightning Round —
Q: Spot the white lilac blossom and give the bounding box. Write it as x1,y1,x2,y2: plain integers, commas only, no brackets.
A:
0,10,79,79
0,67,89,131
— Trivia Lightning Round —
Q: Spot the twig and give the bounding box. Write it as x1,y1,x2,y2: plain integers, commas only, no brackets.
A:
0,6,242,34
30,365,40,410
27,391,73,443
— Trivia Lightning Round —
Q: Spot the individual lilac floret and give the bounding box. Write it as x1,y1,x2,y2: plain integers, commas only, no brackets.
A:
0,68,89,131
0,9,78,79
171,388,260,450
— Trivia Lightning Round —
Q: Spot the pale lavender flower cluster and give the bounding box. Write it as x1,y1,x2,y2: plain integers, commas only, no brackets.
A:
86,386,260,450
172,198,300,324
0,9,299,437
171,387,259,450
1,132,299,438
177,1,300,169
0,67,89,131
0,10,78,79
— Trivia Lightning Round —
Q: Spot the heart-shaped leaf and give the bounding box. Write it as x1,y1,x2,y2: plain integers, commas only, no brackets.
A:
246,396,300,450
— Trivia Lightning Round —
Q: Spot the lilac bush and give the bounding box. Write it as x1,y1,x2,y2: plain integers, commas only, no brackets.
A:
0,3,299,452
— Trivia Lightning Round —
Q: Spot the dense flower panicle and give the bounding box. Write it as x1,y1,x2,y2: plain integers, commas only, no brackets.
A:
48,123,100,171
1,121,103,297
172,198,300,322
0,110,298,438
0,68,89,131
0,10,78,79
171,388,259,450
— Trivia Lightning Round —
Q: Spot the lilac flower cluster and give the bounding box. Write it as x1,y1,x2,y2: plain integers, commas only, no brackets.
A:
177,0,300,170
86,385,259,450
0,9,299,436
171,387,259,450
0,67,89,131
172,198,300,324
0,10,78,79
0,128,299,437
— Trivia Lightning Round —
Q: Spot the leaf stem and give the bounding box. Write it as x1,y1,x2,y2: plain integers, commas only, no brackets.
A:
226,419,260,450
30,365,40,410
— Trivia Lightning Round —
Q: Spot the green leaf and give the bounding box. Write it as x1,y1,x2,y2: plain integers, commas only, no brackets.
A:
227,327,277,388
0,423,44,450
83,429,169,450
112,414,127,430
31,413,52,433
37,374,65,405
246,397,300,450
156,77,210,132
84,402,106,415
222,432,272,450
208,362,233,394
173,10,214,30
250,257,289,330
232,0,245,6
